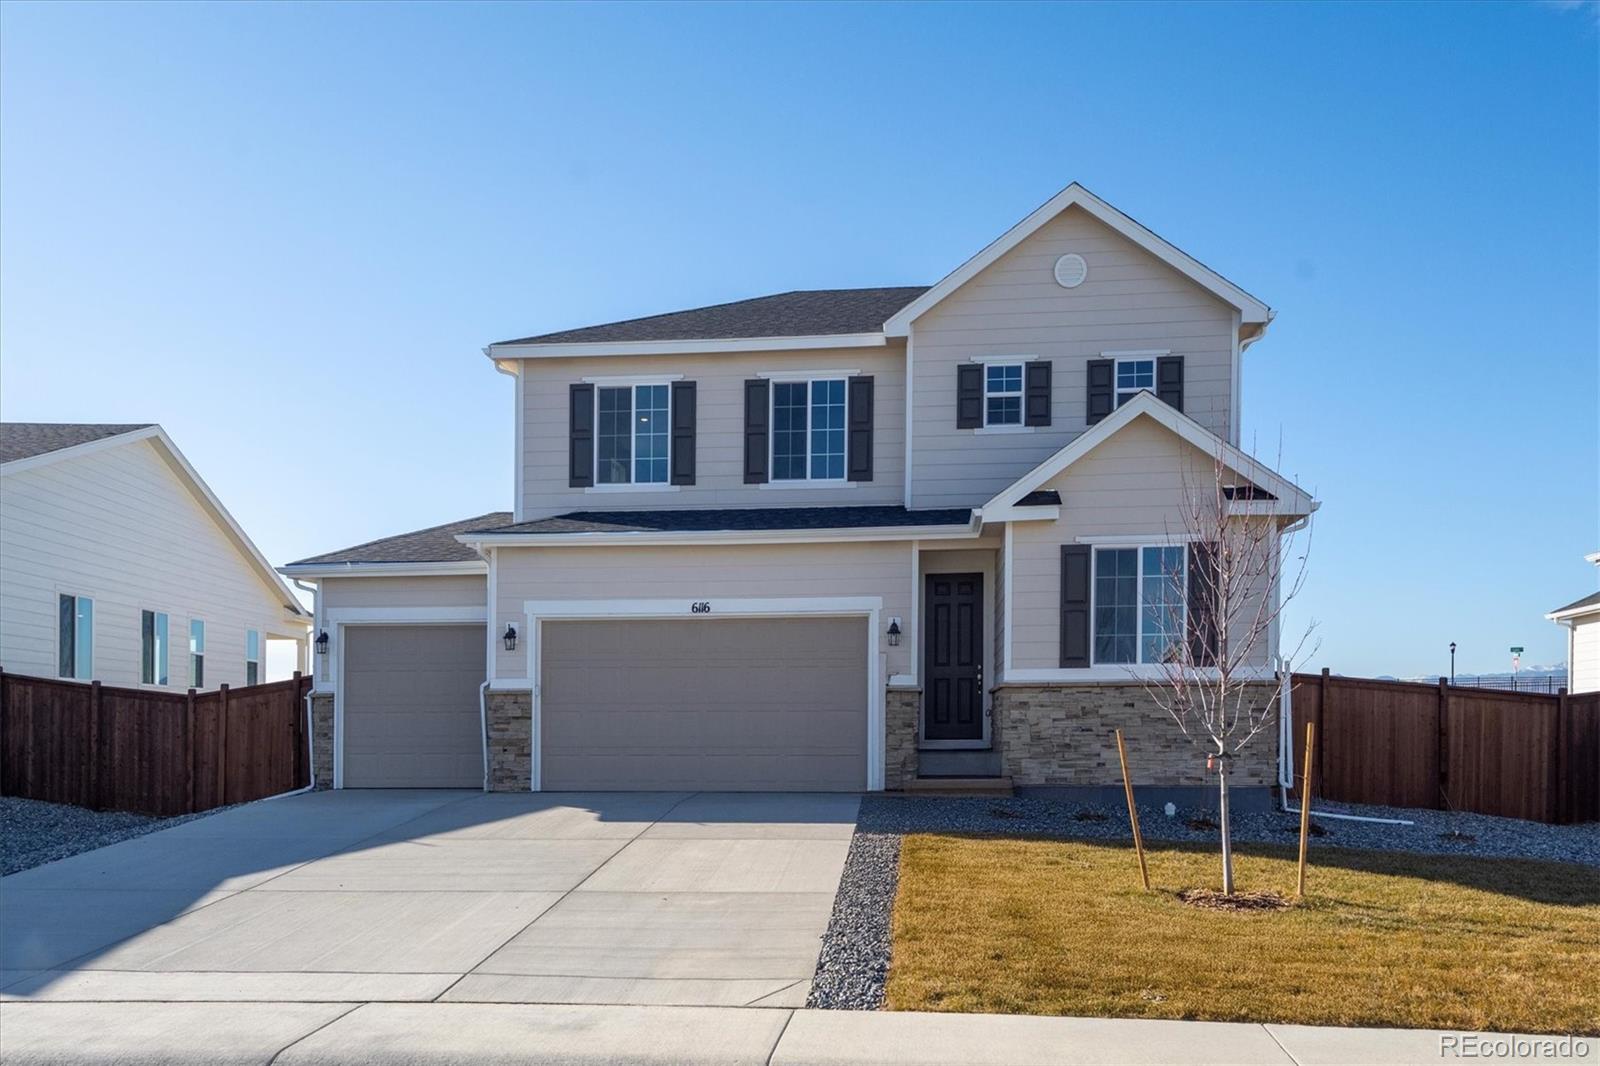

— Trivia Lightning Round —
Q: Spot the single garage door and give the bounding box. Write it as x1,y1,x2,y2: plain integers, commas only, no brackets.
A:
541,617,867,791
342,624,486,788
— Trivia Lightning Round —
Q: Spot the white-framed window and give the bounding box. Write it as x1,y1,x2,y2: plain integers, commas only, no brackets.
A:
245,629,261,686
189,619,206,689
772,378,846,481
1115,358,1156,407
595,383,670,485
1092,545,1186,665
57,593,93,680
141,610,170,686
984,363,1023,426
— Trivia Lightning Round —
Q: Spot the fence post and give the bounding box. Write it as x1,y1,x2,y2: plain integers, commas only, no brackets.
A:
217,684,229,805
88,680,102,810
1317,667,1329,796
1437,677,1450,811
292,672,306,789
1555,687,1569,825
186,688,197,813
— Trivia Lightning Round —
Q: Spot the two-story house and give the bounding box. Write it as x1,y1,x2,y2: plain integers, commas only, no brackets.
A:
282,183,1316,802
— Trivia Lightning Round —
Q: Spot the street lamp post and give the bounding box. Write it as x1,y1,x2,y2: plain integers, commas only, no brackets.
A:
1449,642,1456,685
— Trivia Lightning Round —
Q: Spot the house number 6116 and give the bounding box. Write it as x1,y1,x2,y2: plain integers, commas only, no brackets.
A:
690,601,712,614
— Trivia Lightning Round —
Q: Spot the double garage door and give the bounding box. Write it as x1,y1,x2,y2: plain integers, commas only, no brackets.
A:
340,617,868,791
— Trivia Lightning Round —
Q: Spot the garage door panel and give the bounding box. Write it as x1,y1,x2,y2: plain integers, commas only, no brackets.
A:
541,618,867,792
343,625,485,788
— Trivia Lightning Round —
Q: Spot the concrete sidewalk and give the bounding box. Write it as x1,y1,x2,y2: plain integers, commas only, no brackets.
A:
0,1001,1585,1065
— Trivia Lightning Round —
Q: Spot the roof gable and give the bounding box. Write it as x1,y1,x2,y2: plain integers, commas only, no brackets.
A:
2,425,308,619
0,423,155,464
981,391,1314,519
884,183,1271,336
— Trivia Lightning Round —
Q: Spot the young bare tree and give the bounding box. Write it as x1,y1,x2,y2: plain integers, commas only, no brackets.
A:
1136,443,1315,895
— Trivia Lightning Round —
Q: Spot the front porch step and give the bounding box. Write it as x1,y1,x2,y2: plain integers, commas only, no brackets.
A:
903,776,1015,796
918,749,1003,777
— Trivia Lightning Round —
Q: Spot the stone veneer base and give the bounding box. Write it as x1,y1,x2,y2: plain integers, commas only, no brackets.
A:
485,689,533,791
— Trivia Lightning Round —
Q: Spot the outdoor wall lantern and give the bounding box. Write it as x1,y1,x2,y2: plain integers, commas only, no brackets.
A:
314,630,329,656
503,624,519,652
887,618,902,647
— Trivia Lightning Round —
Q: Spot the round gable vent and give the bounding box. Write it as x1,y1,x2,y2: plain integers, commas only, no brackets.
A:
1054,253,1087,288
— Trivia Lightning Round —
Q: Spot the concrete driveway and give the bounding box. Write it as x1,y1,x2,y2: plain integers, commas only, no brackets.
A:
0,789,858,1009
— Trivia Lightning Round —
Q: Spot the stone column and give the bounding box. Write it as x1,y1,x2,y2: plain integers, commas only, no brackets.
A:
884,687,920,789
310,692,334,790
486,689,533,791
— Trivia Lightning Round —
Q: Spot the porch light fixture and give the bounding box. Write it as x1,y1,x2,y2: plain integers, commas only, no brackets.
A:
502,624,518,652
314,630,329,656
887,618,902,647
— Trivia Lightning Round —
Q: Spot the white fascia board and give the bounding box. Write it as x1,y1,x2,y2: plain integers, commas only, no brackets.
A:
883,182,1272,337
979,504,1060,523
1546,602,1600,623
486,332,888,360
981,392,1316,516
458,521,981,550
279,560,488,579
4,426,310,619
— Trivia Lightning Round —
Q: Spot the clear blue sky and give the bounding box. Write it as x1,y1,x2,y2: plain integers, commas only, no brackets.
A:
3,1,1595,678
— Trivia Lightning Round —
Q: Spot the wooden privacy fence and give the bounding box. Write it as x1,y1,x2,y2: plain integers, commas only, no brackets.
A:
0,670,312,816
1290,670,1600,824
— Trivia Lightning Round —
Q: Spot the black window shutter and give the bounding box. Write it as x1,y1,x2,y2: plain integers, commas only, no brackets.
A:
743,379,769,484
1024,360,1053,427
670,381,696,486
58,594,74,678
1060,545,1092,668
1086,359,1113,425
1157,355,1184,412
847,375,874,482
956,364,983,428
568,383,594,488
1187,542,1219,666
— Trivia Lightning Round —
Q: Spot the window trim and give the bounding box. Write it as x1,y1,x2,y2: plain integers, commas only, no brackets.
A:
1104,349,1169,408
982,362,1025,428
141,609,171,687
58,593,94,681
245,628,261,687
1090,543,1188,666
592,380,674,487
189,618,206,689
768,375,849,483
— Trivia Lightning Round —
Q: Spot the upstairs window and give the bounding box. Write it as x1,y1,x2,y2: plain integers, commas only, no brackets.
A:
189,619,206,689
1115,358,1155,407
772,379,846,481
141,610,170,686
246,629,261,686
596,384,669,485
1092,546,1186,665
58,594,93,680
984,364,1023,426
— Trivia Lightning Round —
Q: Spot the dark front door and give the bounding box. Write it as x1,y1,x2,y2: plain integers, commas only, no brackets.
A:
923,572,984,742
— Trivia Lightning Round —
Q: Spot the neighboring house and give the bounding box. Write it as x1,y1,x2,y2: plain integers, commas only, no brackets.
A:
0,423,311,690
283,182,1317,799
1547,551,1600,694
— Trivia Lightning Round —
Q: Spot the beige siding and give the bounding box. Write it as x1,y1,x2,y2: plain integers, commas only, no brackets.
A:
518,345,906,518
319,575,487,611
0,439,300,689
1572,614,1600,694
910,205,1238,509
493,541,914,679
1009,416,1275,672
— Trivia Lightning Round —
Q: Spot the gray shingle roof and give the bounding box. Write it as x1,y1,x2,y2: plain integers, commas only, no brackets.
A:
494,287,929,346
1551,590,1600,617
290,506,973,564
287,512,512,566
0,423,154,464
478,506,973,536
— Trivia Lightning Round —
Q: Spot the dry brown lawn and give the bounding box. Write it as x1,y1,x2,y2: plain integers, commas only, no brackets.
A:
886,834,1600,1034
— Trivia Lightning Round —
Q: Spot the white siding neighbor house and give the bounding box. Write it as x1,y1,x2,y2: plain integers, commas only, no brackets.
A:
0,423,311,689
283,182,1318,801
1548,552,1600,695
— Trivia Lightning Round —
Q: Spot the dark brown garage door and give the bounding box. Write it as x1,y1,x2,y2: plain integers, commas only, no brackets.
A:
342,624,486,788
540,617,867,791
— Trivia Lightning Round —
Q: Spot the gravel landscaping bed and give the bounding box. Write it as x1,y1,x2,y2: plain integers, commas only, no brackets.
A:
0,796,223,876
809,792,1599,1010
